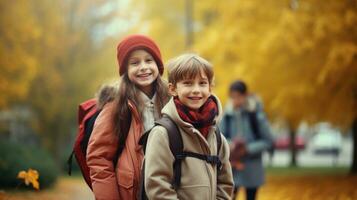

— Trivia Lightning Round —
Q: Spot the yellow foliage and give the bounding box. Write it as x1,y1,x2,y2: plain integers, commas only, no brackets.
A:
17,169,40,190
128,0,357,130
0,0,40,108
130,0,186,60
196,0,357,129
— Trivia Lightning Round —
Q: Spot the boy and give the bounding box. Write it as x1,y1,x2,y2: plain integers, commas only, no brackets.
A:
144,54,233,200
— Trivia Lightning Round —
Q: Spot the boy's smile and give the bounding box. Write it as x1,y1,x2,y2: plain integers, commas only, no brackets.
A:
188,96,203,100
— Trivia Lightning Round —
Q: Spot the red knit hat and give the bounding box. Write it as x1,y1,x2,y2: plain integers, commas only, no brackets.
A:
117,34,163,76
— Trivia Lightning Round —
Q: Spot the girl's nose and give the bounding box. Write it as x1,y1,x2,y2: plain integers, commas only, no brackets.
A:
139,61,149,71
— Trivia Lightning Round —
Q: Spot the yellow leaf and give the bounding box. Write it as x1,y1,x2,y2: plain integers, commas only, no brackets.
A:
17,171,27,179
17,168,40,190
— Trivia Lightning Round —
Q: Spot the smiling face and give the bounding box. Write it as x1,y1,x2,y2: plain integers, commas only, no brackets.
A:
127,49,159,95
169,70,211,111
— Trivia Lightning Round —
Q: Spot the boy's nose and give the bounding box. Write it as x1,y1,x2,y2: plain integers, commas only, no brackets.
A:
192,84,200,93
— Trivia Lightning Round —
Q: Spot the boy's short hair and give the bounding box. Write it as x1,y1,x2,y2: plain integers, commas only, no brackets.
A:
229,80,247,94
167,53,214,85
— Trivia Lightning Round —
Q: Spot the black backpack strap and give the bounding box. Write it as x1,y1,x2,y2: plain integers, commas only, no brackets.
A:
138,128,152,200
138,159,148,200
223,115,232,139
158,118,223,187
247,111,275,156
155,115,183,189
138,126,155,154
67,151,74,175
139,115,223,192
179,151,222,166
68,109,101,176
81,110,101,152
138,114,183,189
248,111,261,140
215,126,222,155
214,126,223,170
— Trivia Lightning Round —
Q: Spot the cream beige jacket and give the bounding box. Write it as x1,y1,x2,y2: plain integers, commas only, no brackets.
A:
144,96,234,200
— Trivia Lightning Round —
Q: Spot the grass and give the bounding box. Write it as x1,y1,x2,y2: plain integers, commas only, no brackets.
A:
266,166,350,176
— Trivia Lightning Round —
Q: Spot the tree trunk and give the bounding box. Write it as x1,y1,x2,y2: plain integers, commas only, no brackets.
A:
351,117,357,174
289,129,297,167
185,0,194,48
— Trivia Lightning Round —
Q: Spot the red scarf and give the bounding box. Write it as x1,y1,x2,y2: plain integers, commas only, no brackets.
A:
174,96,218,138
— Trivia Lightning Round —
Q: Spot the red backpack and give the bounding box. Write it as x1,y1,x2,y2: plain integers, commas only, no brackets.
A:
67,99,124,190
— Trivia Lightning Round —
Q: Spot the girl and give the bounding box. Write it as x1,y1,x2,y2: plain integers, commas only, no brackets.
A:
86,34,170,200
144,54,234,200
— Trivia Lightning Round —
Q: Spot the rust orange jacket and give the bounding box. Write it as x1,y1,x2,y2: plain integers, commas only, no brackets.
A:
87,101,144,200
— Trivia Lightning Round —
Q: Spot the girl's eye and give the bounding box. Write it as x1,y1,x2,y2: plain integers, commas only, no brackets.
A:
130,61,139,65
200,81,208,85
146,58,153,63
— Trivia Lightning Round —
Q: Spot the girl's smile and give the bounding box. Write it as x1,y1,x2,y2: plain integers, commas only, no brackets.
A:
136,72,153,79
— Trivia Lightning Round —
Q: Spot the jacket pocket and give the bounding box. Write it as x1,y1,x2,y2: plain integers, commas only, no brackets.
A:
117,170,134,189
178,185,210,200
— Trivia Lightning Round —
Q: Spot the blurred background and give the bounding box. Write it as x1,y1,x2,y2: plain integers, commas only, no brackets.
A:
0,0,356,199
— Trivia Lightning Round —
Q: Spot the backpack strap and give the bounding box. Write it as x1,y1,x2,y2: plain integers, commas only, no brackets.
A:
154,115,183,189
138,114,182,193
247,111,275,155
67,151,74,175
157,115,223,188
248,111,261,140
139,114,180,154
223,115,232,139
81,110,101,152
139,115,223,190
178,151,222,166
67,109,100,176
214,126,222,170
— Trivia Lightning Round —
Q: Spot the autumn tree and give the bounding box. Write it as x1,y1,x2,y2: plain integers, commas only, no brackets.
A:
0,0,41,108
129,0,357,172
129,0,188,62
194,0,357,170
1,0,126,163
28,0,124,161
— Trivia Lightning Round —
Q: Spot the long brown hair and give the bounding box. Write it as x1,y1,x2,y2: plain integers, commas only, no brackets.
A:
112,73,170,144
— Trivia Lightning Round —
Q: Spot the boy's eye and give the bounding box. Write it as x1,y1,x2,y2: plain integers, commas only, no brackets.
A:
183,81,192,85
200,81,208,85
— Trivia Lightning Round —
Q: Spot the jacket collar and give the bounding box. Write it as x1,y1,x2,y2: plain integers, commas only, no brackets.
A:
138,90,157,106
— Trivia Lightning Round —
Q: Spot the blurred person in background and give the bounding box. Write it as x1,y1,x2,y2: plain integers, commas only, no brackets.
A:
220,80,274,200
